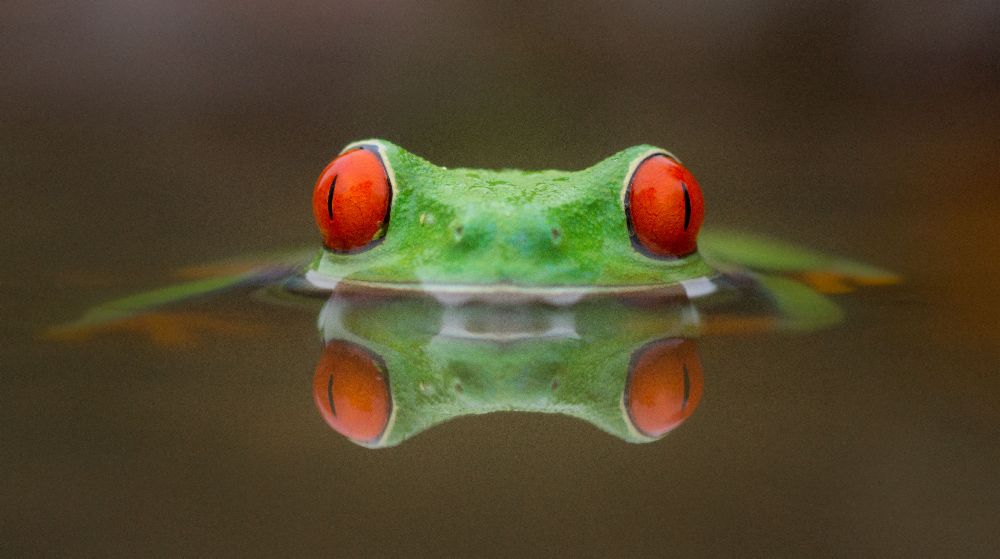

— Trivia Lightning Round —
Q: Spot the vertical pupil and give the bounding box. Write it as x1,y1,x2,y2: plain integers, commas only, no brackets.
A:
681,362,690,410
326,175,337,220
327,373,337,416
681,181,691,231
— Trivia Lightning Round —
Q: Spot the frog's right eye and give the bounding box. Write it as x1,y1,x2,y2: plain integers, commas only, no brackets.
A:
624,338,703,438
312,147,392,252
313,340,391,444
625,154,705,258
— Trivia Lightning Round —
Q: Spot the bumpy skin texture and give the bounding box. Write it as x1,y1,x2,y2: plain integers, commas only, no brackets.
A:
311,139,714,287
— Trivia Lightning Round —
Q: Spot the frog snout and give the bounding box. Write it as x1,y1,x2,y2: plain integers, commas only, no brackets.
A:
506,222,563,253
450,213,563,252
496,215,565,257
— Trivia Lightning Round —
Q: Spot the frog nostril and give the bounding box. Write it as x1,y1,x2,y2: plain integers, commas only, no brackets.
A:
453,224,464,241
550,227,562,245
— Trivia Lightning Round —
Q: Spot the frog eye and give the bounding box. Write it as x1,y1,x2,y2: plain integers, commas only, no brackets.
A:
625,154,705,257
313,340,391,444
624,338,703,438
312,147,392,252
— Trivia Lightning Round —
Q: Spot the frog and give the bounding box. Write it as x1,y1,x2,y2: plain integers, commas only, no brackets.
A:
307,138,711,297
309,139,895,302
48,138,897,342
44,139,900,446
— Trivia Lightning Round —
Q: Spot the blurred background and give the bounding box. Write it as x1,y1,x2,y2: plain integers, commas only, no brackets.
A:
3,1,999,557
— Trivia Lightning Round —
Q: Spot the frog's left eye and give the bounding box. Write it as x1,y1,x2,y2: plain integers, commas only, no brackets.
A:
312,147,392,252
625,154,705,258
313,340,392,444
624,338,703,438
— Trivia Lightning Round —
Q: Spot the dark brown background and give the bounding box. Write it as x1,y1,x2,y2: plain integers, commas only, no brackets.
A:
3,2,999,557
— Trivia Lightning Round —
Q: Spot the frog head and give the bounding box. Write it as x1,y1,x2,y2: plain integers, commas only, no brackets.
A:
308,139,712,293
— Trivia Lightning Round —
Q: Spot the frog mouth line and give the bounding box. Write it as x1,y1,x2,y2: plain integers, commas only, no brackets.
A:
304,270,718,305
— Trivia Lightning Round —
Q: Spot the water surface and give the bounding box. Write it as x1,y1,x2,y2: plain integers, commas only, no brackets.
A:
3,3,999,557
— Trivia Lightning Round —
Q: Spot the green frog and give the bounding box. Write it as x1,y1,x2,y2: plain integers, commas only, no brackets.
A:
50,138,895,341
305,139,892,301
47,139,899,446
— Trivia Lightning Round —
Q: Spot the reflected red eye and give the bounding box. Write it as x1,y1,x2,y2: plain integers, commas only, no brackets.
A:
625,154,705,257
312,147,392,252
624,338,703,438
313,339,391,444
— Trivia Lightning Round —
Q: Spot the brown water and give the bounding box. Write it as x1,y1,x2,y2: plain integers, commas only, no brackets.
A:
4,3,999,557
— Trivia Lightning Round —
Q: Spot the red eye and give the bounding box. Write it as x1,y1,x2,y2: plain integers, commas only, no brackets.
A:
313,339,391,444
624,338,703,438
312,148,392,252
625,154,705,257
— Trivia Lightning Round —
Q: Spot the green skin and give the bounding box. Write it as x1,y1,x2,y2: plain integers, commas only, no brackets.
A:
48,139,898,446
310,139,714,291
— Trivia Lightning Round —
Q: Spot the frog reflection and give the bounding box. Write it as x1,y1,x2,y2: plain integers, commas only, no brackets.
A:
309,291,712,447
315,336,703,447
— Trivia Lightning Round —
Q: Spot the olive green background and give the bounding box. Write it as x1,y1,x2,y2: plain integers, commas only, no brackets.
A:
3,2,998,557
